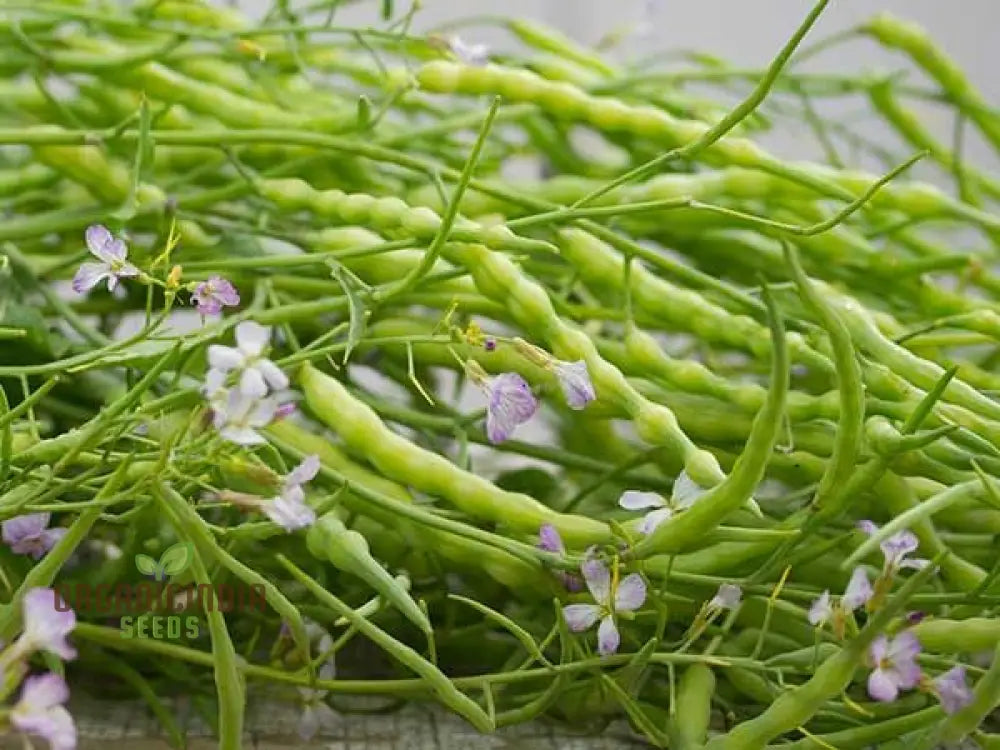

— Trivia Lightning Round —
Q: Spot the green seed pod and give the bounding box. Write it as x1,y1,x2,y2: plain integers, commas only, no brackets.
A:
305,512,432,636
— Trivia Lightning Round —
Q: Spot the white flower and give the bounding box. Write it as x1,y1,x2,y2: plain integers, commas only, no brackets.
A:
262,455,320,532
297,661,338,740
11,673,77,750
448,36,489,66
618,470,705,535
210,388,280,446
207,321,289,398
708,584,742,611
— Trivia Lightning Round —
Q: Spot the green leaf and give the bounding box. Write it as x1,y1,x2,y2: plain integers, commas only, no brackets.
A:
159,541,193,576
135,553,158,576
329,263,367,364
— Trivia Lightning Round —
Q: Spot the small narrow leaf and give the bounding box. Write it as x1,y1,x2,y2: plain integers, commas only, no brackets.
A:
329,263,367,364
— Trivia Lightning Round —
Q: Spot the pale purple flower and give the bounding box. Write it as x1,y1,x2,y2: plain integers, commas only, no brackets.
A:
2,514,66,559
867,632,922,702
448,36,489,66
263,455,320,532
191,276,240,315
297,661,338,740
482,372,538,444
72,224,139,294
537,524,582,592
841,567,873,612
537,523,565,554
810,567,872,629
553,360,595,410
562,557,646,656
619,470,705,535
934,665,973,715
19,588,76,661
11,673,76,750
808,591,833,627
210,387,279,445
709,584,742,611
857,521,929,572
208,321,289,398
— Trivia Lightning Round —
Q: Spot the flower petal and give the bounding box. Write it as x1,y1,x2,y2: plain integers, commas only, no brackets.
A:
235,320,271,355
857,520,879,536
597,615,620,656
485,372,537,444
935,665,973,715
18,673,70,710
671,470,705,510
287,455,321,487
2,513,50,546
22,588,76,660
85,224,114,257
869,634,889,665
709,583,742,611
207,344,245,372
618,490,665,511
841,567,873,612
581,557,611,606
72,262,112,294
887,631,922,662
867,667,899,702
240,367,269,399
562,604,600,632
881,530,919,567
537,523,564,554
807,591,832,627
637,507,673,536
614,574,647,612
257,358,290,392
220,426,266,445
554,360,595,410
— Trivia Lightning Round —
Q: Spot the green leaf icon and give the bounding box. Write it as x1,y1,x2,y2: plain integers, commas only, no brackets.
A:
135,553,158,576
159,542,193,576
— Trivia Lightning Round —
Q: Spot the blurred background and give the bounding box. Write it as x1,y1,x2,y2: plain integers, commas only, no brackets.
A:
241,0,1000,181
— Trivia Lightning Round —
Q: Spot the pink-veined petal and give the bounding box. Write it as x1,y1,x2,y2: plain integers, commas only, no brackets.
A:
72,262,112,294
618,490,665,511
581,558,611,606
614,574,646,613
562,604,600,632
537,523,564,554
85,225,114,258
596,615,620,656
554,360,595,410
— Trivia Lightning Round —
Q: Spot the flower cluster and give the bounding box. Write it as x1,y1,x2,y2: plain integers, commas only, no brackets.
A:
464,339,596,444
217,455,321,532
808,566,873,639
561,553,646,656
203,321,295,446
618,470,706,535
73,225,239,316
2,513,66,559
1,588,79,749
537,524,582,592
